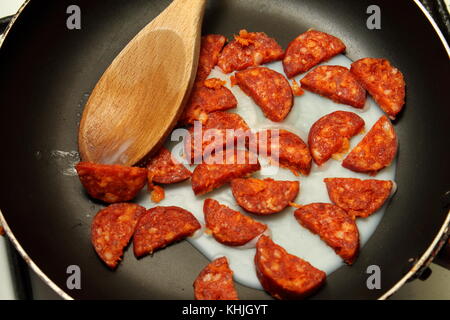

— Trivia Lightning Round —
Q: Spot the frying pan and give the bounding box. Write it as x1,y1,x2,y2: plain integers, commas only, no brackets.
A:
0,0,449,300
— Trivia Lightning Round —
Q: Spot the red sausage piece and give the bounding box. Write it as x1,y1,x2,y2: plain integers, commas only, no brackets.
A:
342,116,398,175
91,203,146,269
196,34,227,83
194,257,238,300
133,206,201,258
324,177,394,218
75,162,147,203
235,67,294,122
294,203,359,264
254,129,312,176
146,147,191,184
231,178,299,215
180,79,237,125
204,199,267,246
308,111,365,166
191,150,260,195
255,235,326,299
217,30,284,74
300,65,366,108
283,30,346,78
350,58,405,119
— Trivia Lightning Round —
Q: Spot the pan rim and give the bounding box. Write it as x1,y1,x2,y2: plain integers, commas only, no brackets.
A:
0,0,448,300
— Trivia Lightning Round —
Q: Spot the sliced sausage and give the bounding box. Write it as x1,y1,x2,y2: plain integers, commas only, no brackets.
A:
191,149,260,195
350,58,405,119
300,65,366,108
231,178,299,215
146,147,191,184
204,198,267,246
185,111,251,164
196,34,227,83
254,129,312,176
283,30,346,78
235,67,294,122
75,162,147,203
180,79,237,125
342,116,398,175
255,235,326,299
324,177,394,218
308,111,365,165
133,206,201,258
194,256,238,300
91,203,146,268
217,29,284,74
294,203,359,264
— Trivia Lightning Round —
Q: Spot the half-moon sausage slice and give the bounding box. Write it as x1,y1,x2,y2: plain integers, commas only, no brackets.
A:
91,203,146,269
255,235,326,299
254,129,312,176
218,30,284,74
195,34,227,83
75,162,147,203
194,257,238,300
191,150,260,195
235,67,294,122
300,65,366,108
146,147,191,184
133,206,201,258
342,116,398,175
308,111,365,165
294,203,359,264
324,177,394,218
204,199,267,246
283,30,346,78
350,58,405,119
231,178,299,215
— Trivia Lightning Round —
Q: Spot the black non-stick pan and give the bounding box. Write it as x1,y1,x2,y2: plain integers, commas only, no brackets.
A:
1,0,449,300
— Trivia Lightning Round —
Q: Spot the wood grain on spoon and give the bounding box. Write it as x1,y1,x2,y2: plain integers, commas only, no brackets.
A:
78,0,207,166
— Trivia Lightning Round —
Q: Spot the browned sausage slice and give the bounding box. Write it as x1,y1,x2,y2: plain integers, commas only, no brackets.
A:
231,178,299,215
146,147,191,184
324,177,394,218
255,235,326,299
196,34,227,83
350,58,405,119
300,65,366,108
133,206,201,258
194,256,238,300
204,199,267,246
294,203,359,264
308,111,365,165
91,203,146,269
342,116,398,175
235,67,294,122
75,162,147,203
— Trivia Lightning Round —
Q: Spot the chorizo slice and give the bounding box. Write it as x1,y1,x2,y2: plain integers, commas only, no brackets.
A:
204,199,267,246
91,203,146,269
235,67,294,122
146,147,191,184
300,65,366,108
253,129,312,176
342,116,398,175
180,79,238,125
75,162,147,203
350,58,405,119
133,206,201,258
195,34,227,83
255,235,326,299
283,30,346,78
217,29,284,74
231,178,299,215
294,203,359,264
324,177,394,218
194,256,238,300
308,111,365,165
191,150,260,195
185,111,251,164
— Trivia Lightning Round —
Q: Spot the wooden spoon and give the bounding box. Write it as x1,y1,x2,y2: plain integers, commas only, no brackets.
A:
78,0,207,166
